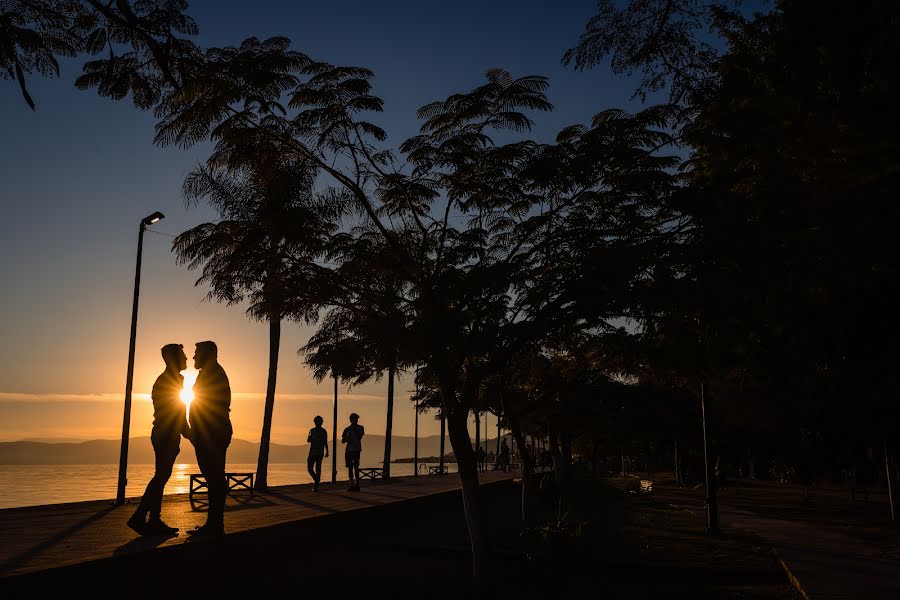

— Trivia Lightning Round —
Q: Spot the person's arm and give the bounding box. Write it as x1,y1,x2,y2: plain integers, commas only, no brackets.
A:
341,428,347,444
324,431,329,457
307,429,313,444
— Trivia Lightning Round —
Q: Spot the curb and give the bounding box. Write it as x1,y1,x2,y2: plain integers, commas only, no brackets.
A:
771,548,811,600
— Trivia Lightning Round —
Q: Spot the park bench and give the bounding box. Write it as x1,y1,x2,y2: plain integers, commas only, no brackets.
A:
357,467,384,480
189,472,255,500
639,479,654,494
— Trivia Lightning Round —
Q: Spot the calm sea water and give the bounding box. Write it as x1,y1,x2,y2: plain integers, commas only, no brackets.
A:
0,462,458,510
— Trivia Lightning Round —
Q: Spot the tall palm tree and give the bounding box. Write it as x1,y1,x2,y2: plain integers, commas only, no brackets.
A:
173,142,337,491
300,232,415,478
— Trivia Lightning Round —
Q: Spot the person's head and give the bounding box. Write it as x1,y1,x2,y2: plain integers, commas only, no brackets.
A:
349,412,359,424
314,415,323,427
161,343,187,372
193,340,218,370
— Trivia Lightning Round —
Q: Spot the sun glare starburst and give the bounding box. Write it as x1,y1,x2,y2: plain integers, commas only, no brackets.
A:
180,369,198,406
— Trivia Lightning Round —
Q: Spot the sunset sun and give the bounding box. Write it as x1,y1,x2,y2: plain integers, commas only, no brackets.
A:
180,369,198,407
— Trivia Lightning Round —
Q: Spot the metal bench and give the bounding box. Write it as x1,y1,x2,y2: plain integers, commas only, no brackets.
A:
189,472,255,500
357,467,384,480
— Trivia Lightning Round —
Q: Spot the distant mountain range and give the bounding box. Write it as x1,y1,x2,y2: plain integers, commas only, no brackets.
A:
0,434,509,465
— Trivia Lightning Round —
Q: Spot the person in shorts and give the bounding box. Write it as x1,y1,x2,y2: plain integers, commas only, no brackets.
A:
307,415,328,491
341,413,364,491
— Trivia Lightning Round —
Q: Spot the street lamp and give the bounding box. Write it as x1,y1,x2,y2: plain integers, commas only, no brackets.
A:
115,211,164,505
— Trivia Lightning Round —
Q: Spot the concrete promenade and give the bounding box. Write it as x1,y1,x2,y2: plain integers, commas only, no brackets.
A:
0,470,515,579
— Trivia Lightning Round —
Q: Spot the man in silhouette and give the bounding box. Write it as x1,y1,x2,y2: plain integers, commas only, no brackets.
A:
186,340,232,538
499,438,511,472
127,343,190,536
307,415,329,492
341,413,364,491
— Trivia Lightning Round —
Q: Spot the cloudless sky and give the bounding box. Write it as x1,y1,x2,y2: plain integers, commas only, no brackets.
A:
0,1,648,444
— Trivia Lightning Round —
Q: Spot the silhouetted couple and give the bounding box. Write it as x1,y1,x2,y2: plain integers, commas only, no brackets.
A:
127,341,232,539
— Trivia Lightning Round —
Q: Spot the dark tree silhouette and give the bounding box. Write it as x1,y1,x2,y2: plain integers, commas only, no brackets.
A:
1,0,85,109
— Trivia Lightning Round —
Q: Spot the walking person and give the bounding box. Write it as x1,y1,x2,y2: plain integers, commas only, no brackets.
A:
307,415,328,491
499,438,511,472
127,343,191,536
342,413,365,491
186,341,232,538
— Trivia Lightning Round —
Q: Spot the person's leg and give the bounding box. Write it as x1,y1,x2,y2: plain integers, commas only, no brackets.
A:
206,442,227,530
191,435,225,534
129,438,173,532
314,456,323,486
148,448,176,521
128,479,154,532
346,451,354,488
307,456,317,482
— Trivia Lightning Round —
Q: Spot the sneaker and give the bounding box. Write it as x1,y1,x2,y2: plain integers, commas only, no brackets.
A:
126,513,147,535
188,523,224,539
144,518,179,535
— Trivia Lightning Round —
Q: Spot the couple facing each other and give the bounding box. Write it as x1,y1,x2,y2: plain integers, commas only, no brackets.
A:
127,340,232,539
305,412,365,492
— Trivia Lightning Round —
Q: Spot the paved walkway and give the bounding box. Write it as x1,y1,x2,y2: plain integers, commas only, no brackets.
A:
656,487,900,599
0,471,515,578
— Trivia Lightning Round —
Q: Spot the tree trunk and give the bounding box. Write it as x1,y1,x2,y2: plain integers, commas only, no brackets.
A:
383,363,395,479
548,426,568,521
475,410,481,469
439,411,446,473
885,439,895,522
332,372,338,483
446,404,492,591
255,317,281,491
700,378,719,533
507,411,533,523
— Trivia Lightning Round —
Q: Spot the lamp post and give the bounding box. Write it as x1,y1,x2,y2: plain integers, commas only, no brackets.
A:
115,211,164,505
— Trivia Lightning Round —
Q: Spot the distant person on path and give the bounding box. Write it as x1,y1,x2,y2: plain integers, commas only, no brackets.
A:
307,415,328,491
342,413,364,491
499,438,511,472
127,343,190,536
187,341,232,538
475,446,486,471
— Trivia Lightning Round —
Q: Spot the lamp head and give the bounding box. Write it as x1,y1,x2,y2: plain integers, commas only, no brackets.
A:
141,211,165,226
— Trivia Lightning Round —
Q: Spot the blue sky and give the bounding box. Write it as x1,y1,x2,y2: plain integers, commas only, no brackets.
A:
0,1,662,442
